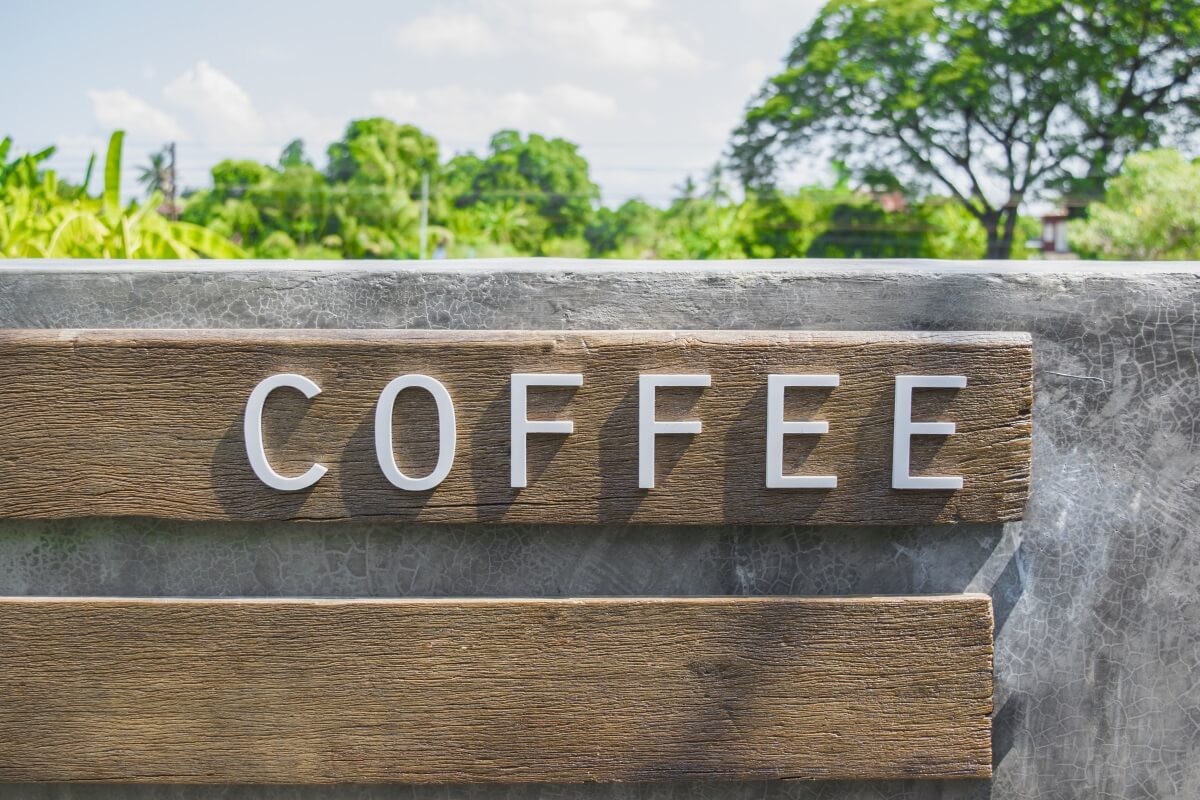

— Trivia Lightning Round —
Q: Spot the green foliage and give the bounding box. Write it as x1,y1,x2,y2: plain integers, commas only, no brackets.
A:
257,230,299,259
916,199,987,259
0,132,244,259
540,237,591,258
326,118,438,198
808,202,924,259
102,130,123,219
733,0,1200,258
181,139,421,259
448,130,600,247
279,139,311,169
4,112,1187,262
212,159,273,191
183,124,600,260
586,199,659,257
454,200,545,254
737,188,855,258
1071,149,1200,260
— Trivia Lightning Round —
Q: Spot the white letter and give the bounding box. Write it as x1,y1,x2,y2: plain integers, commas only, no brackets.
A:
638,374,711,489
375,375,456,491
244,373,327,491
892,375,967,490
511,373,583,488
766,374,839,489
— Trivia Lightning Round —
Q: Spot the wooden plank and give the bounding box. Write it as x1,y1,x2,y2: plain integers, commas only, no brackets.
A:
0,595,993,783
0,329,1031,524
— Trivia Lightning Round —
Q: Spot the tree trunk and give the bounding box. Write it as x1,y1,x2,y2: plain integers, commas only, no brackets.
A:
982,208,1018,259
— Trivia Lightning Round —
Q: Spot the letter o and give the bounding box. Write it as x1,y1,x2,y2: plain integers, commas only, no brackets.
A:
374,375,456,491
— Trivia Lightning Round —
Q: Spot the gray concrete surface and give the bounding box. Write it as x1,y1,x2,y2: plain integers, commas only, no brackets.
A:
0,259,1197,800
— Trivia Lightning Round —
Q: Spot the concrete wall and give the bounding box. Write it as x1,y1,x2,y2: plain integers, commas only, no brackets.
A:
0,260,1196,800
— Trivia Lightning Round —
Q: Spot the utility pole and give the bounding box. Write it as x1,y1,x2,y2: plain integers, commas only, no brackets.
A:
419,171,429,260
166,142,178,220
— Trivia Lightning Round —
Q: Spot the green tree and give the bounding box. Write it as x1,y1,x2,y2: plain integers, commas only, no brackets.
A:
806,201,924,258
207,197,263,244
1071,149,1200,260
279,139,311,169
586,199,662,257
736,186,856,258
211,159,274,195
325,118,438,199
258,164,334,247
468,199,544,253
183,139,424,259
181,159,275,247
732,0,1200,258
675,204,747,259
451,130,599,243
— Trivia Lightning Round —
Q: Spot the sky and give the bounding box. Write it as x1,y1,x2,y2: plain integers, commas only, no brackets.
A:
2,0,824,205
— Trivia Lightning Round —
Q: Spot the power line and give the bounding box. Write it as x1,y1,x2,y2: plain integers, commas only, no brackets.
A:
43,156,720,172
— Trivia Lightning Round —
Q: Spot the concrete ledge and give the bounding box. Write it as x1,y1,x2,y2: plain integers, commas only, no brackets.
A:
2,257,1198,272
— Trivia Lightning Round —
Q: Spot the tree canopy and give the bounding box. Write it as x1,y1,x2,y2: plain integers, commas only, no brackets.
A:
325,118,439,197
448,130,600,241
732,0,1200,258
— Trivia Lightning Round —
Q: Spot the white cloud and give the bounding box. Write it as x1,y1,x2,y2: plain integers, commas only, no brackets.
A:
395,11,500,55
163,60,264,142
533,4,703,72
156,60,343,158
739,58,774,93
369,86,566,144
392,1,703,73
369,82,617,147
54,134,107,158
541,83,619,117
87,89,186,141
273,105,345,150
369,89,420,119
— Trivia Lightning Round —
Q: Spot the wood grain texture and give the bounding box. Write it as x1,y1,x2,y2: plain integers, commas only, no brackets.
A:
0,329,1031,524
0,595,993,783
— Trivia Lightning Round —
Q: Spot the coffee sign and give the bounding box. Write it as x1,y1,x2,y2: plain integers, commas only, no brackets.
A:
0,327,1013,784
0,329,1031,524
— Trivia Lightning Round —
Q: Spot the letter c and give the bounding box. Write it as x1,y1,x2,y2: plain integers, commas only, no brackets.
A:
244,373,327,491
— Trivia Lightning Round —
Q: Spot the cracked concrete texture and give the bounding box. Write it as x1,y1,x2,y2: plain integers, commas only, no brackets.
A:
0,260,1197,800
